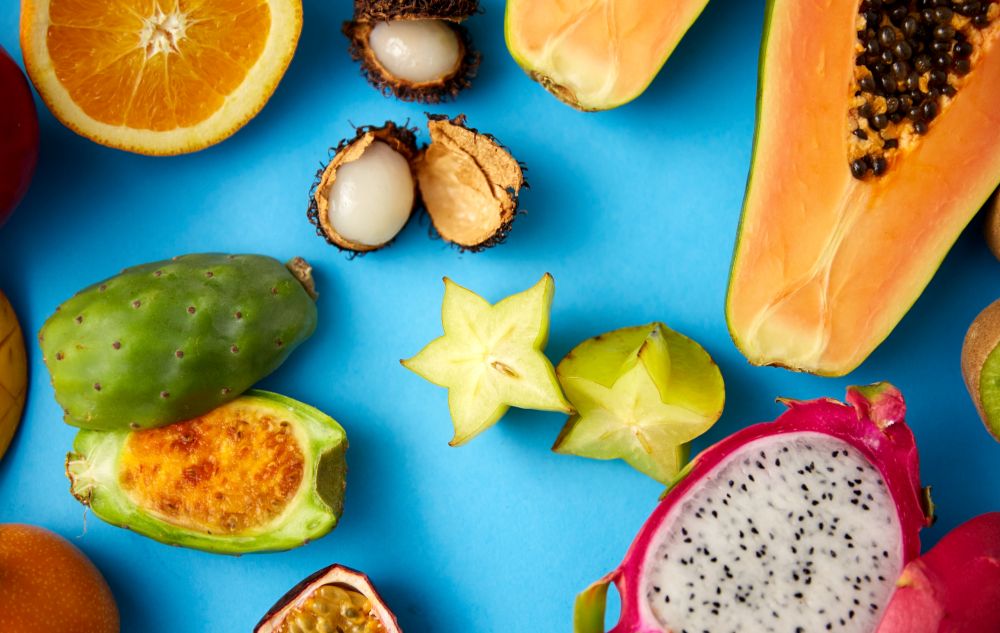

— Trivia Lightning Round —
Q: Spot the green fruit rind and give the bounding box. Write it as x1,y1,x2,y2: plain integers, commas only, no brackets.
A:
402,274,571,447
66,390,346,555
554,323,723,483
40,254,318,431
979,344,1000,438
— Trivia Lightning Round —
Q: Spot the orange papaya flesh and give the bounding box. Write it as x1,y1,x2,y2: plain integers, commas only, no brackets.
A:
504,0,709,111
727,0,1000,376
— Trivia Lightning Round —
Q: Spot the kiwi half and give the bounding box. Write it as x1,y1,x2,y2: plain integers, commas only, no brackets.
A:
344,0,481,103
961,298,1000,442
308,121,419,254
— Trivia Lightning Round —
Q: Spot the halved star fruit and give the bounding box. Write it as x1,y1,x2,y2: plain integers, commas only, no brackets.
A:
401,274,570,446
66,391,347,554
415,115,525,251
554,323,725,483
308,122,419,253
255,564,400,633
344,0,480,103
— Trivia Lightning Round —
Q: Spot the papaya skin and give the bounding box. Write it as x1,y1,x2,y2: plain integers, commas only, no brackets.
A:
961,299,1000,441
726,0,1000,377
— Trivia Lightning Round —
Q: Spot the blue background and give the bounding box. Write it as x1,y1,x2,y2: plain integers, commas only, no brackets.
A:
1,1,999,631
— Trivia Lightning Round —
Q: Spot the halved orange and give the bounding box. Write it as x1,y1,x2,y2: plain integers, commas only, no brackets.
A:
20,0,302,155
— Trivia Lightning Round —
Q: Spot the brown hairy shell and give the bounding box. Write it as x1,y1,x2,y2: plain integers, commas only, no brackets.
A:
307,122,419,254
414,114,526,251
343,19,480,104
254,564,401,633
985,189,1000,262
353,0,479,21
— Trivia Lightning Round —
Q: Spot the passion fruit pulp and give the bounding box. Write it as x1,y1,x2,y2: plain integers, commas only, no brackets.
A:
344,0,481,103
255,564,401,633
66,390,347,554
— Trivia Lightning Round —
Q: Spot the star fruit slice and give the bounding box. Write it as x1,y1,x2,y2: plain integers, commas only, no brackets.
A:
554,323,725,483
402,274,571,446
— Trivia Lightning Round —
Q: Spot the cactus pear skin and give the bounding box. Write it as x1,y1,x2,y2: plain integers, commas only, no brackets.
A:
40,254,317,430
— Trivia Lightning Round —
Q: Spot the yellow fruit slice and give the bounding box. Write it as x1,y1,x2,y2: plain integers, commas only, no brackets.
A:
0,291,27,462
20,0,302,155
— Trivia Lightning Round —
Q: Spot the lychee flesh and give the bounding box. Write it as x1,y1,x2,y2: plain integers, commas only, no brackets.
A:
324,140,415,247
369,19,462,83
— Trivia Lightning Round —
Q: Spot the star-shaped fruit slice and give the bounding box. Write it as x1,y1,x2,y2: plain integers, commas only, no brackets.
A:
553,323,724,483
402,274,571,446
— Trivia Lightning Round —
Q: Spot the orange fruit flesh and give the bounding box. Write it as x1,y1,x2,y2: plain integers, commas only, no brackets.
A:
44,0,270,131
0,524,119,633
118,404,305,534
728,0,1000,375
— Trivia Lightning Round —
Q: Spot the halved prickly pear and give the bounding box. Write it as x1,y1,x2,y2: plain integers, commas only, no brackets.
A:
255,564,401,632
40,254,318,431
554,323,724,483
66,391,346,554
876,512,1000,633
574,383,931,633
401,274,570,446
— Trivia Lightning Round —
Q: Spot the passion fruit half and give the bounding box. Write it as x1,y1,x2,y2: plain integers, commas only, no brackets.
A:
66,390,347,554
255,564,401,633
415,114,525,251
344,0,481,103
308,122,419,254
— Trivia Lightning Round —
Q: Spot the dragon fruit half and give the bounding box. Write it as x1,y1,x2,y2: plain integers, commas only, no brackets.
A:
575,383,933,633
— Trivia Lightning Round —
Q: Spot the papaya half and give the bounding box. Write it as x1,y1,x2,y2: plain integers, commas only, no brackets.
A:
504,0,710,111
727,0,1000,376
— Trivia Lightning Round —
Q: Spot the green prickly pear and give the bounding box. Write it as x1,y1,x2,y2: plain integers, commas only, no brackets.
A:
40,254,318,431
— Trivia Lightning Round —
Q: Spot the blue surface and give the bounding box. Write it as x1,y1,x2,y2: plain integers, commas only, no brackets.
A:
1,1,999,631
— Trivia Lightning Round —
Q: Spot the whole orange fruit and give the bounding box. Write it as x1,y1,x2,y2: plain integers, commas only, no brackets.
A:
0,524,119,633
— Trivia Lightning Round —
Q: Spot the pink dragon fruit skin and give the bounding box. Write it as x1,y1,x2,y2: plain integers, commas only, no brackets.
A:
876,512,1000,633
575,383,932,633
